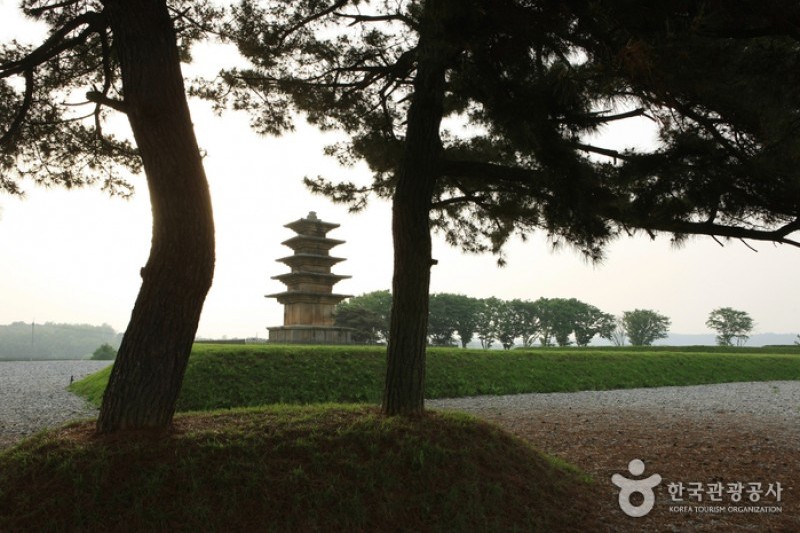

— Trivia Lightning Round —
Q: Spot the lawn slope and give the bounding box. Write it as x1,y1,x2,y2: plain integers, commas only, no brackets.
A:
71,344,800,411
0,406,596,532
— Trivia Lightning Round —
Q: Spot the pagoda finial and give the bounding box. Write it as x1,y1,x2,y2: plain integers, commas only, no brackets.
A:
307,211,318,220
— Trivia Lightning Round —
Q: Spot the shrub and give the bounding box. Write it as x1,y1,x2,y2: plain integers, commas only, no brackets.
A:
91,343,117,360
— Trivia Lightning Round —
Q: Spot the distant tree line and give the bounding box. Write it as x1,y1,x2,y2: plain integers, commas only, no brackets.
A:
0,322,122,360
335,292,675,348
337,296,776,349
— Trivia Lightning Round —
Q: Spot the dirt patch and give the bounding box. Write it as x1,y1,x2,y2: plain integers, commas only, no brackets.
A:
482,407,799,531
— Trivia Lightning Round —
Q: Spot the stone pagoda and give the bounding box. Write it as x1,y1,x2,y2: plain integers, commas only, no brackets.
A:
266,211,354,344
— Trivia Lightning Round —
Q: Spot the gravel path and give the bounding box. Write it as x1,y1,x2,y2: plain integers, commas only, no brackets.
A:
0,360,112,449
428,380,800,426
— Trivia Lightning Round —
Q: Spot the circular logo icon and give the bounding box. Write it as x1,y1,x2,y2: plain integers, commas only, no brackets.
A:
611,459,662,517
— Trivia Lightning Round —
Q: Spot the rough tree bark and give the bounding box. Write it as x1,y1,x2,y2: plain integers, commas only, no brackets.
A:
96,0,215,432
382,0,450,416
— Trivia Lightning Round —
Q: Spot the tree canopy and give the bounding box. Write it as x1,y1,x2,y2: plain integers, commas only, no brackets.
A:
706,307,754,347
0,0,219,195
622,309,671,346
427,293,482,347
209,0,800,259
91,342,118,360
334,290,392,343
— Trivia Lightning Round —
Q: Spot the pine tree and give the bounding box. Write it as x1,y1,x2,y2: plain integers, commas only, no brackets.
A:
206,0,800,415
1,0,219,432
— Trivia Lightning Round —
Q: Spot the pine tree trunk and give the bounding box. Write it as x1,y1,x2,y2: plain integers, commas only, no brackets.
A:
382,0,449,416
96,0,215,432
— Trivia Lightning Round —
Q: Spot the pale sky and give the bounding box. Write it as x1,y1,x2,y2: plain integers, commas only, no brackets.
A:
1,3,799,339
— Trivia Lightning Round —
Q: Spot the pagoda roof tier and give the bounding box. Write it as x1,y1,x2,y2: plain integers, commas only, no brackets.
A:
276,253,346,268
266,291,352,305
271,272,352,284
281,234,345,254
284,211,340,237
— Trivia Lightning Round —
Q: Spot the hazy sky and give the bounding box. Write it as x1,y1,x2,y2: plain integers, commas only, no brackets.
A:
2,3,800,339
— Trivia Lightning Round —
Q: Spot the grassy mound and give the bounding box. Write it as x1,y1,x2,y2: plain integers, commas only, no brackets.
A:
71,344,800,412
0,406,595,532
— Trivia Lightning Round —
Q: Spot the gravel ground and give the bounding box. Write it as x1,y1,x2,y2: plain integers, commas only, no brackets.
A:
428,380,800,427
0,360,113,449
429,382,800,531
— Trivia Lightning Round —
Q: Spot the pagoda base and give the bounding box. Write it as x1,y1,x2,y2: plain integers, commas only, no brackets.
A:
268,325,354,345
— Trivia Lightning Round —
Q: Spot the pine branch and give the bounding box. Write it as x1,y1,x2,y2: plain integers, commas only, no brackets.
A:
439,159,547,186
431,193,484,208
167,5,227,38
0,12,105,78
0,69,33,148
86,91,128,113
275,0,350,45
775,217,800,238
572,142,635,161
26,0,83,17
333,12,417,29
668,100,752,163
584,108,646,125
617,216,800,248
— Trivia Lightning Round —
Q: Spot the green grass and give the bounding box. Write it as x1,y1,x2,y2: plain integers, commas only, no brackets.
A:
10,344,799,531
0,405,596,532
70,344,800,412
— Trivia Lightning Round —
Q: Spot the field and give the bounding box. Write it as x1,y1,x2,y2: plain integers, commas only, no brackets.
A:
70,343,800,411
2,344,798,531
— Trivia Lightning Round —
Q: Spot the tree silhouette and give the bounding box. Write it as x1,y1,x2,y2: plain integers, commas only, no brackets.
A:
1,0,218,432
207,0,800,415
706,307,754,347
623,310,671,346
